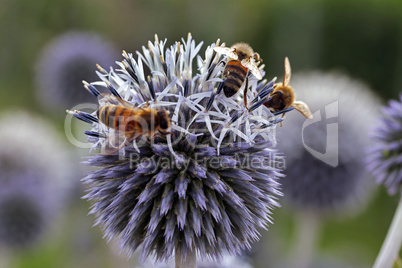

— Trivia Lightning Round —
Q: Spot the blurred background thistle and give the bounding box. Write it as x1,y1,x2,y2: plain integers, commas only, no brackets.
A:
265,72,381,268
1,0,402,267
0,112,77,266
367,95,402,196
35,31,119,114
367,95,402,268
279,72,380,214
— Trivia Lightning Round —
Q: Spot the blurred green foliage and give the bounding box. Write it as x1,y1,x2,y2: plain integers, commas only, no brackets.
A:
0,0,401,267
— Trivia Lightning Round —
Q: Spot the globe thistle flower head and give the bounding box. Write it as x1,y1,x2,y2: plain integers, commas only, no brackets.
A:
367,95,402,195
70,34,286,263
0,112,76,249
35,31,119,113
277,71,380,214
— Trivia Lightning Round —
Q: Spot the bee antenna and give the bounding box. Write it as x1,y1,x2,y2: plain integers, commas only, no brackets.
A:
253,52,261,62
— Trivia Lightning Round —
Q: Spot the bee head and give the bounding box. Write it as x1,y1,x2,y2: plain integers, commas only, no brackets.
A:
265,86,295,111
157,109,171,135
231,43,255,61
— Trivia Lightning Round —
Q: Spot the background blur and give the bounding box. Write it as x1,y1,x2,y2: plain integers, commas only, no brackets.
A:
0,0,401,267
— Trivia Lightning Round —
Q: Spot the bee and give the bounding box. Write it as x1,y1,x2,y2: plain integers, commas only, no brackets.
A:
213,43,262,108
97,94,171,153
264,57,313,119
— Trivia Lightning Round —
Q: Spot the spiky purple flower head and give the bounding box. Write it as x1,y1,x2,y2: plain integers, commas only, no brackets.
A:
35,31,119,113
277,72,380,214
69,34,286,263
0,112,75,249
367,95,402,195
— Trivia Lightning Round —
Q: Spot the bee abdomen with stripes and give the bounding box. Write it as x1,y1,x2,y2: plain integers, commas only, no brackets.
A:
97,104,171,140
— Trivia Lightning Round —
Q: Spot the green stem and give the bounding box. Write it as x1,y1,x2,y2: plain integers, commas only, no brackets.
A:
175,247,196,268
0,251,10,268
289,211,321,268
373,191,402,268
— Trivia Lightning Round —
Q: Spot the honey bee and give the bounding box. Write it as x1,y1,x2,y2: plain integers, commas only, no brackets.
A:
97,94,171,153
264,57,313,119
213,43,262,108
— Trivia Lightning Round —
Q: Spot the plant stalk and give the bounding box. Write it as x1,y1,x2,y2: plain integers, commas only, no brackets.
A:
373,191,402,268
175,247,196,268
289,210,320,268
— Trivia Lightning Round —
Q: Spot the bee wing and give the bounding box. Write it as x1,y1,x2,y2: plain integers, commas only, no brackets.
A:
98,93,133,107
241,58,263,80
293,100,313,119
283,57,291,87
100,131,127,155
213,46,238,60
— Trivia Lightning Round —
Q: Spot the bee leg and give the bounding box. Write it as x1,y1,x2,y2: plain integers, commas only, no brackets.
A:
280,112,289,127
279,113,285,127
243,77,249,110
